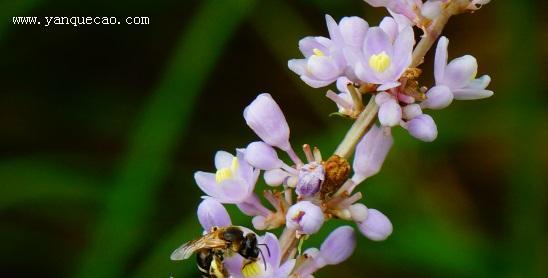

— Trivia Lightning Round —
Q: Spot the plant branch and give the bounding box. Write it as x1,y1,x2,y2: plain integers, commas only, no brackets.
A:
334,96,378,159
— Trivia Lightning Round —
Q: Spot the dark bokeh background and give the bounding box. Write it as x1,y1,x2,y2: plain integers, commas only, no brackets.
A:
1,0,546,277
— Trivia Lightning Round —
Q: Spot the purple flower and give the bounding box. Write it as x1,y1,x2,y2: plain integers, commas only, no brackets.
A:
354,20,414,90
224,233,296,278
194,149,259,204
364,0,423,24
197,198,231,232
296,162,325,197
288,15,368,88
295,226,357,276
405,114,438,142
244,93,292,151
245,141,283,171
352,124,393,185
432,36,493,100
286,201,324,235
357,208,393,241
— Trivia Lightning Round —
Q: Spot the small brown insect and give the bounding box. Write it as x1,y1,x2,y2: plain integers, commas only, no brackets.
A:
320,155,350,199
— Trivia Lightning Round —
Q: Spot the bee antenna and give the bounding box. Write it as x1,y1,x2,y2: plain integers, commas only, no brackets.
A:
258,248,268,271
257,243,271,257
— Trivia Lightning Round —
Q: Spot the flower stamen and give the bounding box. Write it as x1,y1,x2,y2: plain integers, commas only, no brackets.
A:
368,51,391,73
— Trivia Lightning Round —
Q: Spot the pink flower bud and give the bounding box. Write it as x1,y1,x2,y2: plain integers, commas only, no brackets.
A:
245,141,282,170
197,198,231,231
357,208,393,241
406,114,438,142
421,85,453,110
286,201,325,234
320,226,357,264
352,125,393,184
244,93,291,151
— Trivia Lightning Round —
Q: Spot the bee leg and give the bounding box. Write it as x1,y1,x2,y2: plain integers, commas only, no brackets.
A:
209,253,227,278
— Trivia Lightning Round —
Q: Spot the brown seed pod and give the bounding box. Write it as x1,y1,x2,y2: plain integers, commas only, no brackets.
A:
320,155,350,200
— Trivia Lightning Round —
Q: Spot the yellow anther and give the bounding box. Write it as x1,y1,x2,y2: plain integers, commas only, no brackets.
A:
230,157,239,173
242,261,262,277
368,51,391,73
215,157,239,183
312,48,325,57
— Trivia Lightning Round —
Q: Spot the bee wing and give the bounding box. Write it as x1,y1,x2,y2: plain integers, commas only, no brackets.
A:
170,233,227,261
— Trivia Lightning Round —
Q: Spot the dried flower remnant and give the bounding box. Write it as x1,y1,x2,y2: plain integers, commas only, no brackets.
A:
171,0,494,277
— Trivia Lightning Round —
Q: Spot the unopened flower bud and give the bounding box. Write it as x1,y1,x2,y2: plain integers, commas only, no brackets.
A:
264,168,290,186
402,103,423,120
406,114,438,142
197,198,231,231
378,98,402,127
245,141,282,170
421,85,453,110
352,125,393,184
319,226,357,265
357,208,393,241
286,201,325,234
296,162,325,197
244,93,291,151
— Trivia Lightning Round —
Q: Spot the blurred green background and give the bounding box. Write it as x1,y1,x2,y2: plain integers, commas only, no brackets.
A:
1,0,546,277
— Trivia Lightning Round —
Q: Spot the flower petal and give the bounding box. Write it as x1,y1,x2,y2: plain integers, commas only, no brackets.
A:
406,114,438,142
378,98,402,127
298,36,329,57
452,89,494,100
218,178,252,204
301,75,334,88
244,93,291,151
262,233,281,269
358,208,393,241
352,125,393,183
197,198,231,231
421,85,453,109
464,74,491,90
391,25,414,78
215,150,234,169
339,16,369,48
442,55,478,90
264,169,291,186
307,55,340,81
325,14,343,45
245,141,282,170
363,27,393,58
288,59,307,76
402,103,423,120
237,193,271,216
194,171,221,199
286,201,325,235
434,36,449,85
275,259,296,278
319,226,357,265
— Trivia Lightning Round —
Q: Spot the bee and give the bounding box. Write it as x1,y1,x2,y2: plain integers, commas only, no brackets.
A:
171,226,269,278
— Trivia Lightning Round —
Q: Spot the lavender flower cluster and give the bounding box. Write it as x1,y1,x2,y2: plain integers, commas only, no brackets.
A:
174,1,493,277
